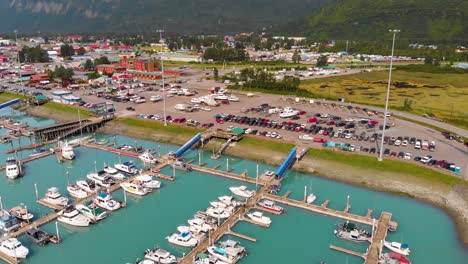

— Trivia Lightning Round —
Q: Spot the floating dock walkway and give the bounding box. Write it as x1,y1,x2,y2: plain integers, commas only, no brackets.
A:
33,117,113,141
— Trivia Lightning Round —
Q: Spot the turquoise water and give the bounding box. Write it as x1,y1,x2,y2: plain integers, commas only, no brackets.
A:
0,110,466,263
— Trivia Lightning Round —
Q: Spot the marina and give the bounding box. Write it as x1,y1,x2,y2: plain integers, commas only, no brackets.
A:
0,111,465,264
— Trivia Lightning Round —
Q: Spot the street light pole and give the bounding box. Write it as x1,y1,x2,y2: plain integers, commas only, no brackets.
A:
378,29,400,161
157,29,167,126
15,30,23,91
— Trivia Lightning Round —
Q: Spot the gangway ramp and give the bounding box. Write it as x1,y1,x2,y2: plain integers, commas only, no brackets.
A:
173,133,201,157
211,137,234,159
275,147,297,178
0,98,20,110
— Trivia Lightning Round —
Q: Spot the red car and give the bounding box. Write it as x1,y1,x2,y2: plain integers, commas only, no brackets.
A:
216,119,224,124
295,127,303,132
369,120,379,125
172,118,180,123
308,117,318,123
313,137,327,143
298,111,306,115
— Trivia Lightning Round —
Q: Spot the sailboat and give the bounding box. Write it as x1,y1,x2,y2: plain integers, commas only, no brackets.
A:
305,184,316,204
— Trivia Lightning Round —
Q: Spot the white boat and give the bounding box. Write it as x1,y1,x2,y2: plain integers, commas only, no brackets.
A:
218,196,241,207
306,193,317,204
135,174,161,189
166,232,198,247
114,161,140,175
206,207,231,219
384,241,411,256
144,247,178,264
256,199,284,214
0,210,20,232
139,150,157,164
246,211,271,226
188,218,214,232
43,187,69,206
68,136,91,145
150,95,163,102
77,179,100,193
0,238,29,259
214,94,228,100
207,244,245,264
5,157,21,179
121,181,151,196
229,186,255,199
57,206,91,227
103,164,125,180
67,184,88,199
76,201,108,222
10,205,34,221
279,107,299,118
61,141,75,160
299,134,314,141
93,192,121,211
201,107,211,111
87,171,115,188
228,96,239,102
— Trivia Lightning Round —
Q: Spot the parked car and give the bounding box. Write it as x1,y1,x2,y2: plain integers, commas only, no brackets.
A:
404,152,411,160
420,155,433,164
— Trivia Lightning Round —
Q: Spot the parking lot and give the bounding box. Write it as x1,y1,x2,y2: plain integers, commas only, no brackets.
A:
2,74,467,179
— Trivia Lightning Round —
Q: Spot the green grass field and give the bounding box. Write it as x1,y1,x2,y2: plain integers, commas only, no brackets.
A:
43,102,92,118
300,70,468,129
115,117,204,136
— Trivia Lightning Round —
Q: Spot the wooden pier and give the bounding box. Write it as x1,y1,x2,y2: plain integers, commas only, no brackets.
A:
365,213,392,264
34,117,112,141
37,199,66,210
0,150,54,171
239,215,270,228
329,245,366,259
81,141,140,158
5,141,53,154
191,164,266,185
225,230,257,242
0,251,19,264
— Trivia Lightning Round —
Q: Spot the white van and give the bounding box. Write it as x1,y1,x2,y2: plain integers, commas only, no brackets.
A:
415,141,421,149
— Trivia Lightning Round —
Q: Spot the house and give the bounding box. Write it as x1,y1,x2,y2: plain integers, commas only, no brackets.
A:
30,74,49,83
51,90,81,104
96,64,126,75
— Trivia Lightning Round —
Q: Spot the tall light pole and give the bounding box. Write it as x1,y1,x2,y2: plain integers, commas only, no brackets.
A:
15,30,23,92
157,29,167,126
378,29,400,161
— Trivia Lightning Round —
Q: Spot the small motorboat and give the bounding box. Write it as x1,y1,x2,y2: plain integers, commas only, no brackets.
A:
10,205,34,221
139,150,157,164
206,207,231,219
87,171,115,188
67,184,88,199
0,238,29,259
218,196,241,207
207,242,246,264
135,174,161,189
57,206,91,227
0,210,20,232
334,229,370,243
77,179,100,193
103,164,125,180
166,232,198,247
306,193,317,204
384,241,411,256
279,107,299,118
144,247,178,263
121,181,151,196
43,187,69,206
61,141,75,160
246,211,271,226
76,201,108,222
5,157,22,179
256,199,284,214
114,161,140,175
264,171,275,177
188,218,214,233
29,148,46,157
229,186,255,199
379,252,412,264
170,160,192,171
93,192,121,211
25,228,52,246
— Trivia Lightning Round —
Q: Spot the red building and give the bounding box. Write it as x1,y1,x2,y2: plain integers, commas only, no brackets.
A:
0,56,8,63
96,64,126,75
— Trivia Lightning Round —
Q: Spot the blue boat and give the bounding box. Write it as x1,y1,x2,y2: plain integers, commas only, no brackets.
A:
29,148,47,157
0,209,20,232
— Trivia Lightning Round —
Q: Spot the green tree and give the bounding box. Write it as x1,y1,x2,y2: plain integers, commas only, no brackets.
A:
213,67,219,81
316,55,328,67
292,50,301,63
168,42,176,51
84,59,94,71
60,44,74,57
94,56,110,66
77,47,86,56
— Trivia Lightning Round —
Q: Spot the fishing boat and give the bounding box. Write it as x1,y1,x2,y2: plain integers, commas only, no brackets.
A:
0,238,29,258
379,252,411,264
10,205,34,221
115,161,140,175
334,221,371,243
93,192,121,211
144,247,178,263
29,148,46,157
206,207,231,219
188,218,214,232
61,141,75,160
57,206,91,227
121,181,151,196
246,211,271,226
67,184,88,199
135,174,161,189
139,150,157,164
170,160,192,171
256,199,284,214
0,210,20,232
166,232,198,247
103,164,125,180
77,179,100,193
87,171,115,188
384,241,411,256
5,157,22,179
25,228,52,246
229,186,255,199
207,240,246,264
43,187,69,206
76,201,108,222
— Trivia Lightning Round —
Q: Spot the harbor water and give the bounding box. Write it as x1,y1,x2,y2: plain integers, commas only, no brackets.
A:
0,109,467,263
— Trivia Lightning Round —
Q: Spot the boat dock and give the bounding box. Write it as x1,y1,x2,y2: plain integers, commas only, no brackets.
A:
329,245,366,259
191,164,266,185
81,141,140,158
0,251,18,264
33,117,112,141
5,141,53,154
0,150,54,171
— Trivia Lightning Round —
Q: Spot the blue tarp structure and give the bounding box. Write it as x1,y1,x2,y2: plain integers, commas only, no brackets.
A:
0,98,20,110
323,141,336,147
174,133,201,157
275,147,297,178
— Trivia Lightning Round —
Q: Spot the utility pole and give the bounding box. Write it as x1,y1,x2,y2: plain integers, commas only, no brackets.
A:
157,29,167,126
378,29,400,161
15,30,24,94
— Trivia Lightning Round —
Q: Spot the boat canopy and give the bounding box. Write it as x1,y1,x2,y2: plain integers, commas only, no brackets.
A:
98,192,108,198
214,247,227,256
181,232,190,237
401,243,409,249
